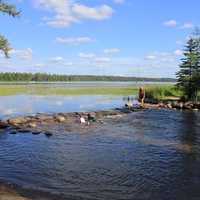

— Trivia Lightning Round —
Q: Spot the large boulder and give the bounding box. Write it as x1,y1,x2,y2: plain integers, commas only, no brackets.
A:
54,115,66,123
183,102,193,110
8,117,28,126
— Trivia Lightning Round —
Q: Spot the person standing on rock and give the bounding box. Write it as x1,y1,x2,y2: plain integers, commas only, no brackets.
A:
138,87,145,108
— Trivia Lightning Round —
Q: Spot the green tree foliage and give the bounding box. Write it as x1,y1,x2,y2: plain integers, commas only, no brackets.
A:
0,0,20,57
0,72,175,82
176,31,200,101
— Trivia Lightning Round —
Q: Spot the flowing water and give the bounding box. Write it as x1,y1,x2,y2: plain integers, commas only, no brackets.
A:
0,109,200,200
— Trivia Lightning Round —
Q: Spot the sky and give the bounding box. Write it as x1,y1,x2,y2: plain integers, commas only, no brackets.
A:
0,0,200,78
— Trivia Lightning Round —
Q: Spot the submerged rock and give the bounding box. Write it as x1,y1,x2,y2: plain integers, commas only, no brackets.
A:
32,131,41,135
44,132,53,137
0,121,9,129
9,130,17,135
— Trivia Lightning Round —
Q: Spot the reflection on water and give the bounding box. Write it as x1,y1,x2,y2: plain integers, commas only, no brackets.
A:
0,110,200,200
0,95,137,119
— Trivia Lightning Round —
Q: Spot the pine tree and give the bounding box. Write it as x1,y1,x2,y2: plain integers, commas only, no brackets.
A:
176,32,200,101
0,0,20,57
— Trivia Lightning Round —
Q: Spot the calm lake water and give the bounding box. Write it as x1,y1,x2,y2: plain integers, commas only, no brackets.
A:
0,110,200,200
0,81,141,119
0,95,137,119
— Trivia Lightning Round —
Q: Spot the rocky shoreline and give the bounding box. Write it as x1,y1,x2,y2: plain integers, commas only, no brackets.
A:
0,108,138,137
145,98,200,111
0,101,199,137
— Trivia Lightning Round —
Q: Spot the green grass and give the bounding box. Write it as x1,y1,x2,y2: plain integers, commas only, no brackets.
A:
0,84,138,96
145,85,182,100
0,83,177,96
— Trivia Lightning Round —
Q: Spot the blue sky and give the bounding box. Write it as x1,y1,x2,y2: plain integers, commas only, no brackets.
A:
0,0,199,77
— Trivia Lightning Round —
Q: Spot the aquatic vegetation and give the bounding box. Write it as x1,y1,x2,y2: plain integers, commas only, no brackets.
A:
0,84,172,96
145,85,182,100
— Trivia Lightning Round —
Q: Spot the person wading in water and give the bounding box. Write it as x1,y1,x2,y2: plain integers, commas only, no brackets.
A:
138,87,145,108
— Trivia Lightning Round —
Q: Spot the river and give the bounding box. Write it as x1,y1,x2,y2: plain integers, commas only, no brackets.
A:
0,109,200,200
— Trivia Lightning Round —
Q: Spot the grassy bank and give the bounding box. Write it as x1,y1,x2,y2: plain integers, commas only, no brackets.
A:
0,83,175,96
145,85,182,100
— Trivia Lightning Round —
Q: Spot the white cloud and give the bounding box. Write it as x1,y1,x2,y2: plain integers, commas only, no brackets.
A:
174,49,183,56
79,52,96,59
94,57,111,63
35,0,114,27
63,62,73,66
49,56,64,62
145,51,178,63
72,4,113,20
163,20,177,27
145,55,156,60
113,0,125,4
180,23,194,29
35,63,45,67
55,37,94,45
10,48,33,60
104,48,120,54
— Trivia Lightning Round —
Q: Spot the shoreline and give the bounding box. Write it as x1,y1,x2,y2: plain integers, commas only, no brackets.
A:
0,181,67,200
0,101,199,136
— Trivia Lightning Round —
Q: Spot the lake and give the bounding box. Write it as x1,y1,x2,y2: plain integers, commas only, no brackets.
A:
0,81,142,119
0,94,136,119
0,82,199,200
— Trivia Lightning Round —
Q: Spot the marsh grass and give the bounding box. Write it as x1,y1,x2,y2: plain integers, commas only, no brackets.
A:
0,84,138,96
0,83,178,97
145,85,182,100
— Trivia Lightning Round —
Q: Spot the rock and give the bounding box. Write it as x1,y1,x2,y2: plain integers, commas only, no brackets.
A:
28,123,37,128
9,130,17,135
166,103,172,109
54,115,65,123
44,132,53,137
183,102,193,110
32,131,41,135
35,114,54,122
172,102,183,109
8,117,28,126
18,129,30,133
0,121,9,129
158,102,165,108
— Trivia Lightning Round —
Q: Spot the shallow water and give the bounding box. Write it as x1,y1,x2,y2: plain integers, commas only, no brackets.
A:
0,109,200,200
0,95,135,119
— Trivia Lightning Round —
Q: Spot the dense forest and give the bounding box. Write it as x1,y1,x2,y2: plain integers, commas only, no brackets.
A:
0,72,175,82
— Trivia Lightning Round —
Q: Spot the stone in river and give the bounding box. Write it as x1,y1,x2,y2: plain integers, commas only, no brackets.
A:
28,123,37,128
32,131,41,135
44,132,53,137
0,121,9,129
54,115,65,123
8,117,28,126
9,130,17,135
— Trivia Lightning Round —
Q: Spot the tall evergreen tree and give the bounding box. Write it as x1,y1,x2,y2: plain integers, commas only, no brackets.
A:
0,0,20,57
176,31,200,101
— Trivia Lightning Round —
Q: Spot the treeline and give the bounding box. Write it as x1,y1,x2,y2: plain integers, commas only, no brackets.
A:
0,72,175,82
